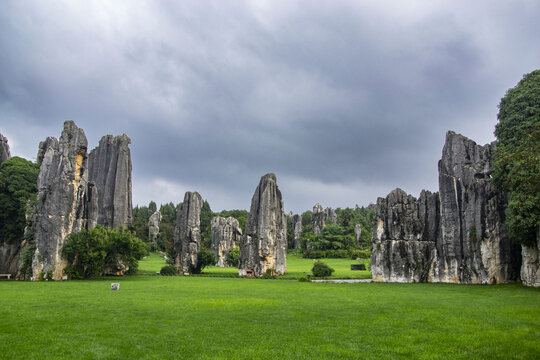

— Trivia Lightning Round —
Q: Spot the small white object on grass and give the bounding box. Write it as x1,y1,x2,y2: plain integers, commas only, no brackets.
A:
111,283,120,291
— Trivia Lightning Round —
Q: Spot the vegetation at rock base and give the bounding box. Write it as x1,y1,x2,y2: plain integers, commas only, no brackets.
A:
62,226,147,278
190,247,216,274
226,246,240,266
493,69,540,246
0,157,39,245
159,264,177,276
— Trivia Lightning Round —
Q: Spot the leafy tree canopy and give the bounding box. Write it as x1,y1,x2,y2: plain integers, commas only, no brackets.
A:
0,157,40,244
493,69,540,246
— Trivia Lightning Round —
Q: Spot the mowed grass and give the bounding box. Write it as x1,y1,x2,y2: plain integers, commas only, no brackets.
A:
0,275,539,359
139,252,371,279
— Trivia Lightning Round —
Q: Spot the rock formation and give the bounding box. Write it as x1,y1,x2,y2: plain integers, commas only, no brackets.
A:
290,214,302,249
211,216,242,267
354,224,362,247
520,229,539,287
172,192,202,273
239,173,287,277
148,210,162,242
0,133,11,167
371,131,521,284
312,204,336,235
325,207,337,224
371,189,439,282
312,203,325,235
88,134,133,229
31,121,97,280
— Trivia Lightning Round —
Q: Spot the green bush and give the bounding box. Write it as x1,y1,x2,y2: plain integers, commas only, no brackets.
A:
226,247,240,267
160,265,177,276
350,249,371,259
190,247,216,274
297,275,311,282
62,226,147,279
262,268,277,279
312,261,334,277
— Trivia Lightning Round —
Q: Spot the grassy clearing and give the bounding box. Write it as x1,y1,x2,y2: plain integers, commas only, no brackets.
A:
0,276,538,359
139,252,371,279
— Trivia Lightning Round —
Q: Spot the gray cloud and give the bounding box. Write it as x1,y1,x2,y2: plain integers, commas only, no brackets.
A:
1,0,539,213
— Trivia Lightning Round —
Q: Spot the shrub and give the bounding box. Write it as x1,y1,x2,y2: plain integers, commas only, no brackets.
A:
297,275,311,282
262,268,276,279
190,247,216,274
63,226,147,279
350,249,371,259
226,247,240,267
160,265,177,276
312,261,334,277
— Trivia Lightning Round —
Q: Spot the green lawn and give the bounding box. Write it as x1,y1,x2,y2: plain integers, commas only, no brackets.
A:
0,275,538,359
139,251,371,279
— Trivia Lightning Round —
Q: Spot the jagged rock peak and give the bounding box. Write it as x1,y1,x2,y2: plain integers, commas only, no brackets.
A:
371,131,522,285
211,216,242,267
312,203,326,235
31,120,95,280
435,130,521,284
370,188,439,283
0,132,11,166
173,191,202,273
148,210,162,242
290,214,302,249
88,133,133,229
239,173,287,277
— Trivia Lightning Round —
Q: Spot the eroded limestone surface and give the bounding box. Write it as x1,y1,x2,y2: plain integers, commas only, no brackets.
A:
239,173,287,277
211,216,242,267
173,192,202,273
371,131,521,284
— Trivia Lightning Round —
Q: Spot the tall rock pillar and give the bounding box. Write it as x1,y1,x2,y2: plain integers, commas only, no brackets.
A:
172,192,202,273
432,131,521,284
0,133,11,167
239,173,287,277
31,121,95,280
211,216,242,267
88,134,133,229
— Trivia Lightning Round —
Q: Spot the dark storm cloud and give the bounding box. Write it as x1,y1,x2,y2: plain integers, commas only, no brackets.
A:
1,0,539,212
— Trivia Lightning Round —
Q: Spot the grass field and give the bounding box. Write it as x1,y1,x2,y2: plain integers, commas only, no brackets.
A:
138,251,372,279
1,269,539,359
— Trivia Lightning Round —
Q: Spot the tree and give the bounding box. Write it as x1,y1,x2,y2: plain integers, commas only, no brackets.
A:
493,70,540,246
63,226,147,279
200,200,213,248
0,157,39,245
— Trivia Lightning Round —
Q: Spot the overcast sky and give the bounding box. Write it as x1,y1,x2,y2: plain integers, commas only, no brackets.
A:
1,1,539,213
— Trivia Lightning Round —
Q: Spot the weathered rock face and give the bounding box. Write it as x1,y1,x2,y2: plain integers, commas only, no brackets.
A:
239,173,287,276
0,133,11,167
312,204,336,235
325,207,337,224
370,189,439,282
173,192,202,273
211,216,242,267
88,134,133,229
312,203,325,235
354,224,362,247
0,242,23,276
520,228,540,287
290,214,302,249
432,131,521,284
148,211,162,242
31,121,97,280
371,131,522,284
